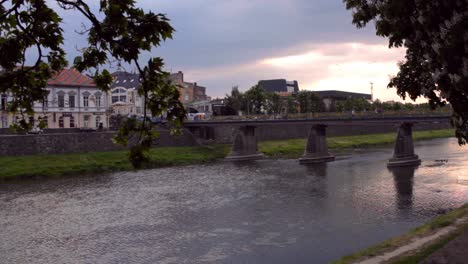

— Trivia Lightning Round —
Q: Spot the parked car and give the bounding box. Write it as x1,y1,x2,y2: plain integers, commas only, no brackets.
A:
187,113,206,121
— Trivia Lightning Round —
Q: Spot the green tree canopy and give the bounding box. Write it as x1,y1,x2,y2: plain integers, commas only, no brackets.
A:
244,85,266,115
344,0,468,143
225,86,244,114
0,0,186,168
296,91,321,113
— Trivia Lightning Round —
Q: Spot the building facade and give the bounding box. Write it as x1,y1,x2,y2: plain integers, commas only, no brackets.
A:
0,68,109,129
258,79,300,94
110,71,145,116
314,90,372,112
169,71,210,104
107,70,211,117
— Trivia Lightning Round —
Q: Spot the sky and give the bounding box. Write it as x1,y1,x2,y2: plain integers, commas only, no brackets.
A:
49,0,419,102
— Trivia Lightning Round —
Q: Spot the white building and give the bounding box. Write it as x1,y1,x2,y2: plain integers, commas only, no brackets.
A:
109,71,145,116
0,68,109,129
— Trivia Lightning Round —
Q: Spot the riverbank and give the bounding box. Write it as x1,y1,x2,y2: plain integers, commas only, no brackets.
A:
0,129,454,181
332,203,468,264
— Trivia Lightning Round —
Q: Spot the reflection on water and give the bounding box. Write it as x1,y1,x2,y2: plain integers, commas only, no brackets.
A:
390,165,417,210
0,138,467,264
304,163,328,177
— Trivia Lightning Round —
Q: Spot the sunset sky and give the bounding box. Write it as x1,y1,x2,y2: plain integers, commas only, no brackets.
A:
50,0,420,102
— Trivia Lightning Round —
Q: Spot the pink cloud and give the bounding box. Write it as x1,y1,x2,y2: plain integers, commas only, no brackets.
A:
183,42,424,102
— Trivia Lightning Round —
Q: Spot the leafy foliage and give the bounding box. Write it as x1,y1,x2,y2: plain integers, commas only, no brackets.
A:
344,0,468,144
296,90,321,113
0,0,185,167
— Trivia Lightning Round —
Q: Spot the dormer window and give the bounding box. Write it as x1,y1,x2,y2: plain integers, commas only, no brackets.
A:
111,88,127,104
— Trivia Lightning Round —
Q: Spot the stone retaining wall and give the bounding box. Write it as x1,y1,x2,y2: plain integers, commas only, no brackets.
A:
0,120,452,156
0,129,198,156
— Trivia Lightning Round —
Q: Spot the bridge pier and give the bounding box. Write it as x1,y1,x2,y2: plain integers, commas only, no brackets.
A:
225,125,264,161
299,124,335,164
387,122,421,167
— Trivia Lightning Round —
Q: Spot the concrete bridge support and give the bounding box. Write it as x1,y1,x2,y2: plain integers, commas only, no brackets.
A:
299,124,335,164
387,122,421,167
225,125,264,161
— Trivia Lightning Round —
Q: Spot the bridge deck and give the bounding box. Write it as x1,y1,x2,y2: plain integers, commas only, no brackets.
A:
184,115,450,127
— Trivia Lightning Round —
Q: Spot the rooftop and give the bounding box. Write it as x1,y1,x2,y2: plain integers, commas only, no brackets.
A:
111,71,141,89
314,90,371,100
47,68,95,87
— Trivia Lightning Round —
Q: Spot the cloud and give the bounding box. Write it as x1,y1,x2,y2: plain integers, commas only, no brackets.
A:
29,1,419,102
182,42,422,102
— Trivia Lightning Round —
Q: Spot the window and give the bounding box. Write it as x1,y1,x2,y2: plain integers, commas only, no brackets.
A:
1,116,8,128
96,96,101,108
59,116,64,128
184,95,189,101
58,94,65,108
84,115,90,127
69,95,75,108
1,94,7,111
95,116,101,128
83,95,89,107
111,88,127,103
69,116,75,128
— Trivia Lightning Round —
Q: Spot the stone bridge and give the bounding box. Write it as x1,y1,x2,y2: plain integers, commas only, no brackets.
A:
185,115,451,167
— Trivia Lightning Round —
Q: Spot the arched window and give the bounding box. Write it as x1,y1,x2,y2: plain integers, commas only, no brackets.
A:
59,116,64,128
95,92,102,108
69,116,75,128
111,88,127,103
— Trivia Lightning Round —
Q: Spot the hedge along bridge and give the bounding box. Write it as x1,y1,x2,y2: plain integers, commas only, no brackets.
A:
185,115,451,167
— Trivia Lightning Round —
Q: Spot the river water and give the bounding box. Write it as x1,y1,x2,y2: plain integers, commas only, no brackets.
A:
1,138,467,263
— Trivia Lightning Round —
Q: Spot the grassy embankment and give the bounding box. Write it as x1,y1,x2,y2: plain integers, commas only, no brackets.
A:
0,129,454,181
332,203,468,264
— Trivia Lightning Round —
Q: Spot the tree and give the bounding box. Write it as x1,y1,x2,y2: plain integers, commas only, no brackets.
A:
225,86,244,115
296,91,321,113
0,1,185,168
244,85,266,115
344,0,468,144
264,91,282,114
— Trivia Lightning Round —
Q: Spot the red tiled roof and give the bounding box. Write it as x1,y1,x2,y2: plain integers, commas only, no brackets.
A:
47,68,96,87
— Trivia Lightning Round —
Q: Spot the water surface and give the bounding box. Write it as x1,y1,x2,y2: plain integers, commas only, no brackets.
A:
1,138,467,263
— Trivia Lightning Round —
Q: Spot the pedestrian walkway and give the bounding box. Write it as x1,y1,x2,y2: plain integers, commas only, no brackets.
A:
420,229,468,264
356,217,468,264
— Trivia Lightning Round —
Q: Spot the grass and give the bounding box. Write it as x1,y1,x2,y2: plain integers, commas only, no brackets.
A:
0,145,230,181
0,129,454,181
332,203,468,264
259,129,454,158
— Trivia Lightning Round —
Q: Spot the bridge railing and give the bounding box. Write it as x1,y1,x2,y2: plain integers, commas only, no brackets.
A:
208,109,451,121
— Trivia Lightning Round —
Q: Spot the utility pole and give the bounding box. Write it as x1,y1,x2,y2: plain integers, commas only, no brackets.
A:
370,82,374,101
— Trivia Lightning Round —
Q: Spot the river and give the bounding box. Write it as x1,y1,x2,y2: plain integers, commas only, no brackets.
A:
1,138,467,263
